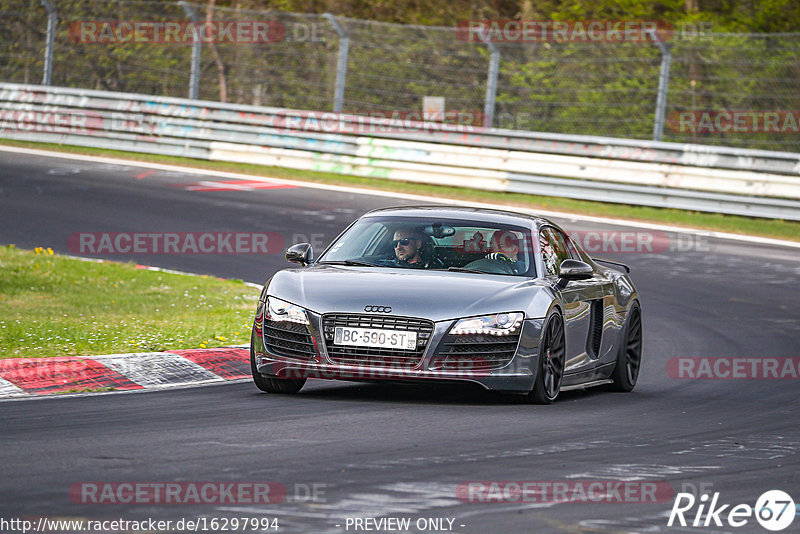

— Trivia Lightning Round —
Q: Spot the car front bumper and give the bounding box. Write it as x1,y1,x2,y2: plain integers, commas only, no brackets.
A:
253,311,544,393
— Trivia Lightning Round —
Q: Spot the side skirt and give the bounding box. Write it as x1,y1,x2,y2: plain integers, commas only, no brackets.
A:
561,361,616,388
561,379,613,392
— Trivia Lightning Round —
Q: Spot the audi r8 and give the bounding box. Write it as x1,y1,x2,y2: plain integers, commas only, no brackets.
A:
250,206,642,403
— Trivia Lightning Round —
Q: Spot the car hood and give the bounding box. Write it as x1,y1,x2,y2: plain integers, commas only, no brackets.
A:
266,265,553,322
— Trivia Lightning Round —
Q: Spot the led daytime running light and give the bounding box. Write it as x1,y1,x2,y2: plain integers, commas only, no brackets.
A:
266,297,309,325
450,312,523,336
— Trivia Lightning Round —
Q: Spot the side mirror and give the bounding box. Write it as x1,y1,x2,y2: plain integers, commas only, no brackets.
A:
286,243,313,266
557,259,593,288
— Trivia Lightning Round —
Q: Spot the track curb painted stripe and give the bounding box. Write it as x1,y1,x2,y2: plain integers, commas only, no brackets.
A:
0,346,250,399
2,144,799,250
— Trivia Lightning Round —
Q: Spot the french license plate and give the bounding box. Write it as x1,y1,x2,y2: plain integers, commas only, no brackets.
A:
333,327,417,351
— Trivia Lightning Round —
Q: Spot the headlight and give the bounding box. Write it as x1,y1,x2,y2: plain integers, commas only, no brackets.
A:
266,297,309,325
450,312,523,336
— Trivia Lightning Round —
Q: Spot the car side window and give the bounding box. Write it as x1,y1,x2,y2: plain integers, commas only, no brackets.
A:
561,230,582,260
539,227,571,277
539,229,557,276
563,231,594,263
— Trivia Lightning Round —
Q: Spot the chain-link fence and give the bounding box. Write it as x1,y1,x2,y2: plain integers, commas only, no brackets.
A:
2,0,800,152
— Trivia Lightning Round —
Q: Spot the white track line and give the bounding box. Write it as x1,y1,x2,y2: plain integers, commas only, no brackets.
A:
58,253,263,287
2,144,799,249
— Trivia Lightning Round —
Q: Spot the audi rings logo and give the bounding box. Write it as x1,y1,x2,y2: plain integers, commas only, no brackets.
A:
364,305,392,313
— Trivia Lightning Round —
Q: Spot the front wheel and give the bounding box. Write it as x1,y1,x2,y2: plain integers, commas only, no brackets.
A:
608,301,642,392
523,312,566,404
250,331,306,394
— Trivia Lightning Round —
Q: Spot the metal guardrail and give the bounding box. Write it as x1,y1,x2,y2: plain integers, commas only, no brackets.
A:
7,3,800,153
2,83,800,220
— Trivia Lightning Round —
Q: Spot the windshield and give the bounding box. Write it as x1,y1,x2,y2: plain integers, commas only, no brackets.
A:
318,215,535,276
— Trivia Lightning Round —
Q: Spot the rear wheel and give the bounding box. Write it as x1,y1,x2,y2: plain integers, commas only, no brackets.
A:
609,302,642,392
250,330,306,394
524,312,566,404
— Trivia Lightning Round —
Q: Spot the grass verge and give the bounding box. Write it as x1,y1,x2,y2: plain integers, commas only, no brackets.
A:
2,139,799,242
0,245,259,359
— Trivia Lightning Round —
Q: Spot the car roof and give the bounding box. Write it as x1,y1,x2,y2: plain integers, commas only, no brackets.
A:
362,205,553,229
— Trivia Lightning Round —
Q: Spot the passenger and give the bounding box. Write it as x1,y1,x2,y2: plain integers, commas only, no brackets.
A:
486,230,521,272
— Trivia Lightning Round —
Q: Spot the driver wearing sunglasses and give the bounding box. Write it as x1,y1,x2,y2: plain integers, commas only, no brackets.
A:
392,228,424,265
388,227,443,269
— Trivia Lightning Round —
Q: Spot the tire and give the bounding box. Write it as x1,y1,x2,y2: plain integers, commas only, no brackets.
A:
250,330,306,394
608,301,642,392
523,311,566,404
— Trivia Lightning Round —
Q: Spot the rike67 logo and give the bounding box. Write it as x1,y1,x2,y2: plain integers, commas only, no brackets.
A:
668,490,795,531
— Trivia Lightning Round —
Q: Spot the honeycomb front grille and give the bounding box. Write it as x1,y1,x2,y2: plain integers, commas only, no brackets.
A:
430,333,520,371
263,320,315,359
322,314,433,369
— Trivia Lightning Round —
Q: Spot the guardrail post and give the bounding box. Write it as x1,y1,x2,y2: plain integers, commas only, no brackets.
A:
650,28,672,142
179,1,201,100
323,13,349,113
38,0,57,86
480,32,499,129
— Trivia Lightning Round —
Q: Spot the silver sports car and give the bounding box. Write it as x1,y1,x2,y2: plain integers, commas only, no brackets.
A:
250,206,641,403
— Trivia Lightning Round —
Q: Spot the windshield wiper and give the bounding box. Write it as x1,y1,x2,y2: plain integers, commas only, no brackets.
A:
318,259,381,267
446,266,494,274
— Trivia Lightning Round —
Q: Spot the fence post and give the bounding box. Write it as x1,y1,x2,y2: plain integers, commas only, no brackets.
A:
650,28,672,142
323,13,349,113
179,1,201,100
480,32,499,129
38,0,57,86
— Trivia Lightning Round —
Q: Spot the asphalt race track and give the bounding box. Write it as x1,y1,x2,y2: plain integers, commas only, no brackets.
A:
1,150,799,534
